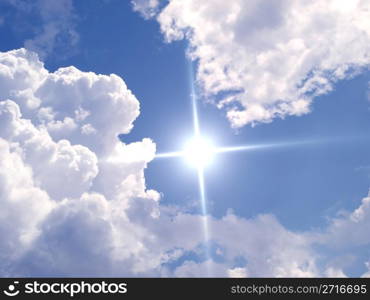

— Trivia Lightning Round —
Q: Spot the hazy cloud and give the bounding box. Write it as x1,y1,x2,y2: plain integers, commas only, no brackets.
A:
1,0,79,59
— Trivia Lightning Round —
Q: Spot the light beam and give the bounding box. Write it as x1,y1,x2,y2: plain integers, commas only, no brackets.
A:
156,140,321,159
189,62,212,274
184,137,215,168
155,151,184,158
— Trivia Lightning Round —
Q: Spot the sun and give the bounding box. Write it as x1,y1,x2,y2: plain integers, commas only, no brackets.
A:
184,136,215,168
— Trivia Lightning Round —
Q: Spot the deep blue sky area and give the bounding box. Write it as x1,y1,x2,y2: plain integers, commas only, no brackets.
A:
1,0,370,235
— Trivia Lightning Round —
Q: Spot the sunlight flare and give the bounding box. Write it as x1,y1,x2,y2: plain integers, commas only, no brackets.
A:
184,137,215,168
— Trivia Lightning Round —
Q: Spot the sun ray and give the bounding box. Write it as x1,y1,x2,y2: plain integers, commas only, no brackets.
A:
214,143,281,154
214,145,263,153
155,151,185,158
198,168,207,216
156,139,321,160
189,61,212,273
189,68,201,137
197,165,212,274
214,139,320,154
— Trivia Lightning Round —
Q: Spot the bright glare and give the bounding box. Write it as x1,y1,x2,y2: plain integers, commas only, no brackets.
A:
184,137,215,168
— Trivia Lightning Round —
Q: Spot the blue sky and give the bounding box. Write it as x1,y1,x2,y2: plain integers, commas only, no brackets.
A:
1,0,370,277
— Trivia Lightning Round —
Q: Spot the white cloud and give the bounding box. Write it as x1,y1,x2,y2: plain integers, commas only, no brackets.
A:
0,48,140,156
0,48,159,275
34,66,140,155
0,48,47,102
0,100,98,200
135,0,370,127
16,193,157,276
0,137,53,271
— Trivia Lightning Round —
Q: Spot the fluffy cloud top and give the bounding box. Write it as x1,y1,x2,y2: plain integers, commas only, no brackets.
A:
0,100,98,200
133,0,370,127
0,48,140,155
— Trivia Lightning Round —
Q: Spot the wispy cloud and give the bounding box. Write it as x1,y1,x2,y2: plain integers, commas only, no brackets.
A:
2,0,79,59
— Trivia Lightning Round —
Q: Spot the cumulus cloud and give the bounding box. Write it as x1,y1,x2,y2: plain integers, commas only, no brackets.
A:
1,48,370,277
134,0,370,127
0,137,53,269
0,48,158,275
0,48,140,155
0,100,98,200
